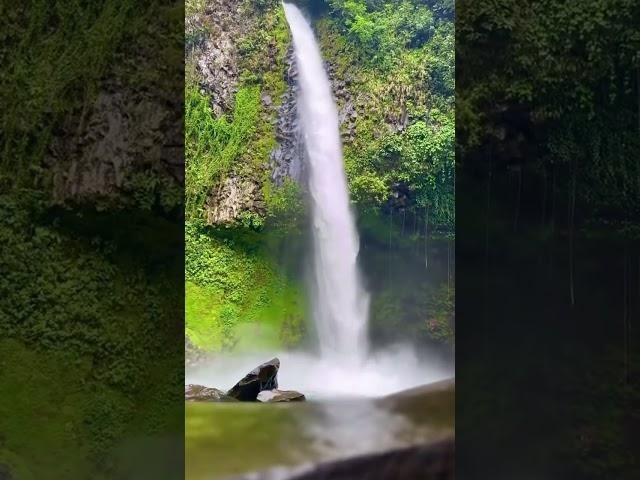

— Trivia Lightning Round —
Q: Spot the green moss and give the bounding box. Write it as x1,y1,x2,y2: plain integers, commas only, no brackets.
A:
185,0,207,17
263,178,306,234
185,85,262,219
0,340,98,479
123,170,183,212
423,283,454,343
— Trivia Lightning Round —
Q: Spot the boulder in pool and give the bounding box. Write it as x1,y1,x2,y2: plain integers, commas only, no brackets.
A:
226,358,280,401
257,389,306,403
185,384,236,402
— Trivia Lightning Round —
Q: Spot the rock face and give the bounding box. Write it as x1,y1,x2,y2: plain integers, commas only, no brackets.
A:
230,439,453,480
271,46,304,187
204,176,266,224
187,0,297,225
325,61,358,144
185,384,235,402
40,3,183,208
45,81,182,207
257,389,306,403
186,0,245,116
226,358,280,401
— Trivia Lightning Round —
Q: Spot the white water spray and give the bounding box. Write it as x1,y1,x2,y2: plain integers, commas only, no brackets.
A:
283,2,369,366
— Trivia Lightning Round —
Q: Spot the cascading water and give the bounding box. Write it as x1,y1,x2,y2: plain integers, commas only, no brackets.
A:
283,2,369,366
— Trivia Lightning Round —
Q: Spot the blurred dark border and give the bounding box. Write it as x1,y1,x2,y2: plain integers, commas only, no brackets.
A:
456,0,639,478
0,2,185,478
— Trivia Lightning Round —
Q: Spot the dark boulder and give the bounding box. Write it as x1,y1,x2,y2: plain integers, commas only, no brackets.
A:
185,384,236,402
257,389,305,403
226,358,280,401
231,439,454,480
290,439,454,480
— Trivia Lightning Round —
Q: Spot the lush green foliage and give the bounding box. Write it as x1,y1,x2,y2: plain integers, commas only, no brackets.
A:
348,113,454,227
184,1,309,352
457,0,640,235
320,0,455,345
185,221,305,351
0,194,183,478
185,86,261,219
329,0,437,68
318,0,454,231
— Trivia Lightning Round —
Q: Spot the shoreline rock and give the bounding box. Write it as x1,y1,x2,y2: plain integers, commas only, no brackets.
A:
185,384,236,402
227,357,280,401
257,389,306,403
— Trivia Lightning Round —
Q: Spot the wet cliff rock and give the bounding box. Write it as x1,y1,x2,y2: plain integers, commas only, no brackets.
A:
187,0,245,117
187,0,299,225
205,176,266,225
325,62,358,144
271,46,304,186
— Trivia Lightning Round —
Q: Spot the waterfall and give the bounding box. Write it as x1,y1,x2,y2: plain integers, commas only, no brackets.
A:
283,3,370,365
187,4,451,399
